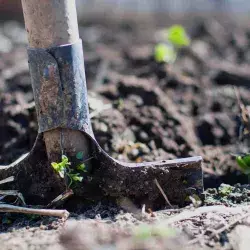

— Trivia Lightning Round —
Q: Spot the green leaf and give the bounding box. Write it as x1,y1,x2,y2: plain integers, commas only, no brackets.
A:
69,173,83,182
61,155,70,166
73,176,83,182
236,155,250,175
58,170,65,178
77,163,87,172
154,43,177,63
218,184,233,196
51,155,70,178
166,25,190,48
76,151,84,160
62,155,68,161
242,155,250,166
51,162,59,171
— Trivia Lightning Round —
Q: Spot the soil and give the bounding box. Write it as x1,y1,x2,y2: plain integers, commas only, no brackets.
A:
1,16,250,249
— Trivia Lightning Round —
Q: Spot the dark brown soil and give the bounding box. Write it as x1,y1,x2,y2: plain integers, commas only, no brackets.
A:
1,16,250,249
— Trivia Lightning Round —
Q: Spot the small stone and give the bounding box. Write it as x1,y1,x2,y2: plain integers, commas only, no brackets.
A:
138,131,149,142
99,122,108,132
118,154,124,161
130,148,139,158
95,214,101,220
39,224,47,230
128,95,144,106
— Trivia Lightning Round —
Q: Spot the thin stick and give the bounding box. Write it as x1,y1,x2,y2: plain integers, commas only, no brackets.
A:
0,176,14,185
0,204,69,219
47,189,73,208
154,178,173,208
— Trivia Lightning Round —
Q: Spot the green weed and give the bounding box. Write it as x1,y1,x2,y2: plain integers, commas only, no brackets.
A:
51,154,87,188
166,25,190,48
236,154,250,175
218,184,234,196
154,24,190,64
154,43,176,64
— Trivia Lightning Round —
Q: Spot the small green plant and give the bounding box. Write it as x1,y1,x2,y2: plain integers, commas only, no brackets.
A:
76,163,87,172
51,155,87,188
236,154,250,182
51,155,70,178
166,25,190,48
154,43,176,64
154,24,190,64
218,184,234,196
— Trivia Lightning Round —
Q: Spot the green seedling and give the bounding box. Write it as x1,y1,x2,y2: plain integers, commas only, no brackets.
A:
51,155,70,178
51,155,84,188
218,184,234,196
154,43,177,64
236,154,250,183
236,154,250,175
166,25,190,48
76,163,87,172
67,171,83,187
154,24,190,64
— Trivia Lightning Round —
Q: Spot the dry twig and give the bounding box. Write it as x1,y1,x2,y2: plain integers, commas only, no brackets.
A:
0,204,69,219
0,176,14,185
47,189,74,208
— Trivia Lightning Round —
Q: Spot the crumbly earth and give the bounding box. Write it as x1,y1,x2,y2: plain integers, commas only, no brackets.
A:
1,15,250,249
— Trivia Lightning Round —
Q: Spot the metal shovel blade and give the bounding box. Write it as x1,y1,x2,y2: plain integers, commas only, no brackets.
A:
0,41,203,208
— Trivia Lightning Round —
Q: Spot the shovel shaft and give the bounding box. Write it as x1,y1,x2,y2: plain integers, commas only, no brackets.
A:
21,0,91,162
21,0,79,48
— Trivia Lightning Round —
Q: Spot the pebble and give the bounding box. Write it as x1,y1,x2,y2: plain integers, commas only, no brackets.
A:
99,122,108,132
138,131,149,142
130,148,139,158
39,224,47,230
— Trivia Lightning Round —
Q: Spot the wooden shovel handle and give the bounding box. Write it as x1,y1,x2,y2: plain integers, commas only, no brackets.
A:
21,0,79,48
21,0,91,162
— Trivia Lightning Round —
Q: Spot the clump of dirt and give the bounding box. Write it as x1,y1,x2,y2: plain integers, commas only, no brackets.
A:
205,183,250,206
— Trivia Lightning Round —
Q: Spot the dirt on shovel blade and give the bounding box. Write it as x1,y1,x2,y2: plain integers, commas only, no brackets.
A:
1,14,250,250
